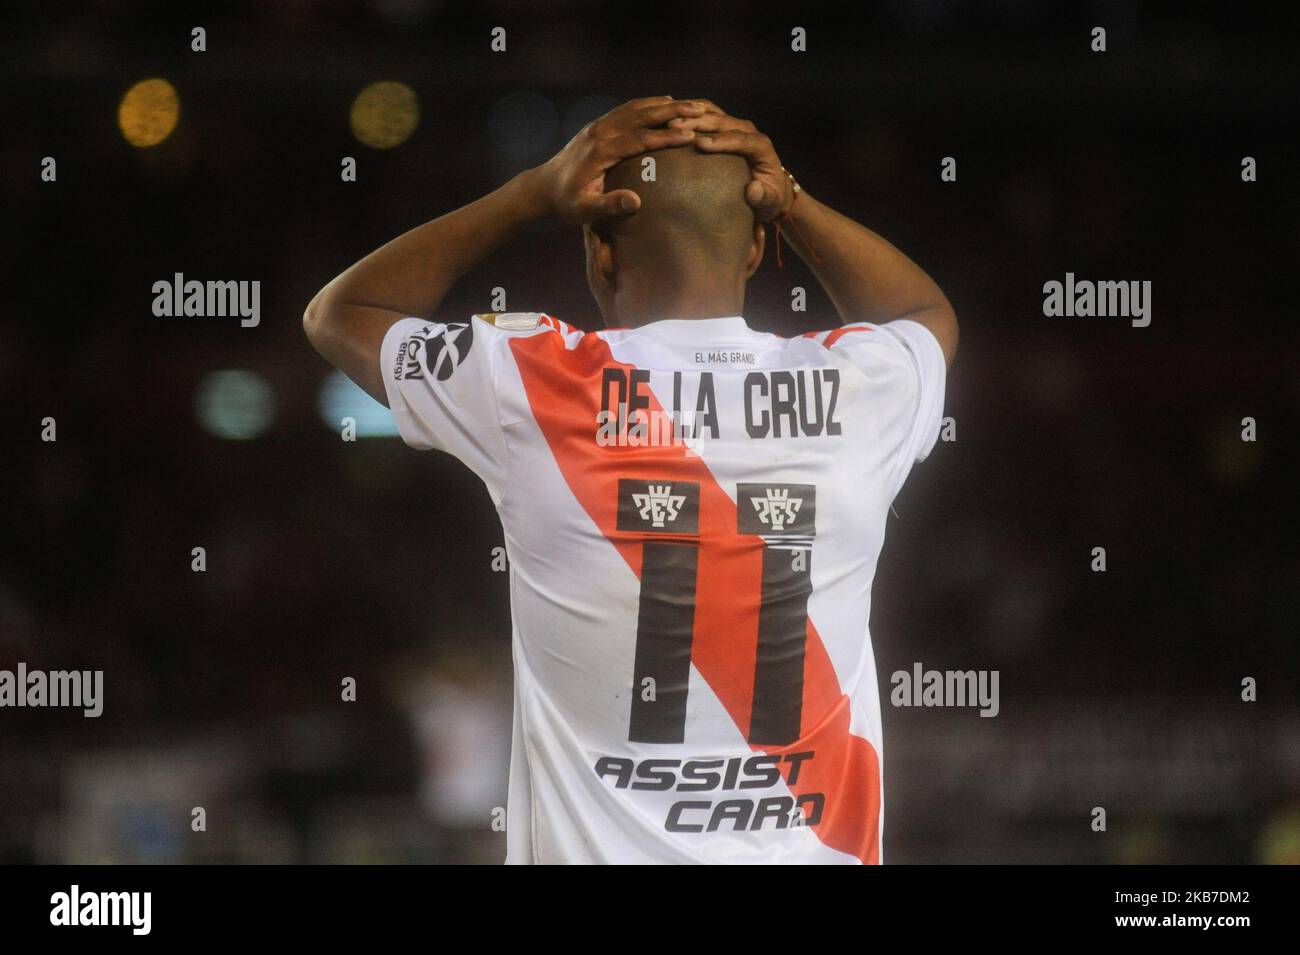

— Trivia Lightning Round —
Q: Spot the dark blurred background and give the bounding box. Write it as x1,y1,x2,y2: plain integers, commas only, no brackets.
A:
1,1,1297,863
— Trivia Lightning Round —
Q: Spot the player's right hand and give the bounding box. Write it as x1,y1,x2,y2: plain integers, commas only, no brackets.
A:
667,102,795,223
533,96,706,225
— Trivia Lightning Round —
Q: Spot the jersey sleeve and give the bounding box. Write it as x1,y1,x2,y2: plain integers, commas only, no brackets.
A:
824,318,948,499
380,314,509,506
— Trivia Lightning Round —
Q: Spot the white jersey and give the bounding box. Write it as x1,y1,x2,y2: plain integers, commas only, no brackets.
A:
380,312,946,864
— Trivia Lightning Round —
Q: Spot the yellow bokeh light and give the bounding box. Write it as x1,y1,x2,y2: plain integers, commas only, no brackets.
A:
350,81,419,149
118,78,180,148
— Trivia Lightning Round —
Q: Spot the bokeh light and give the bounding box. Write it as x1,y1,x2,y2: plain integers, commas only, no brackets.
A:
118,78,180,147
350,81,420,149
195,370,276,440
318,370,399,438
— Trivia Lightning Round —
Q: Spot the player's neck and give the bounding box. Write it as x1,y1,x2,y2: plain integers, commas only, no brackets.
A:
613,280,745,330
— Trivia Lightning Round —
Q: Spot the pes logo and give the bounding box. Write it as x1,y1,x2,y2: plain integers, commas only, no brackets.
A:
397,321,475,382
632,484,687,529
750,487,802,532
738,483,816,536
616,479,700,534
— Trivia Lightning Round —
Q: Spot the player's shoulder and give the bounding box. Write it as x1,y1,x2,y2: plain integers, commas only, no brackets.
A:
794,320,942,365
793,321,883,350
473,312,580,336
386,312,582,378
471,312,593,359
787,321,930,388
786,322,898,366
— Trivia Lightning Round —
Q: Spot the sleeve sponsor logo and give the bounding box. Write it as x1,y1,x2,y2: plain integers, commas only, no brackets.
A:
396,321,475,382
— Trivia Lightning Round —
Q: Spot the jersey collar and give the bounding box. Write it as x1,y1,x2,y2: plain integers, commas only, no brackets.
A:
618,315,751,338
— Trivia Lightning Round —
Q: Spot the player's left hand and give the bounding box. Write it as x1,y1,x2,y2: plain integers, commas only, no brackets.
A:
532,96,706,225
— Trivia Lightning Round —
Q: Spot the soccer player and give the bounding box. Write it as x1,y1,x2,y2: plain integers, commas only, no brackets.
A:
304,97,957,864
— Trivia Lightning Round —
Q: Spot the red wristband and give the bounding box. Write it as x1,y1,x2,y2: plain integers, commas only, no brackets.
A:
773,168,821,268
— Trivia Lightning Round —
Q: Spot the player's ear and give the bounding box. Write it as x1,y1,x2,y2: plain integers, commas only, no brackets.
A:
744,220,766,278
584,224,617,292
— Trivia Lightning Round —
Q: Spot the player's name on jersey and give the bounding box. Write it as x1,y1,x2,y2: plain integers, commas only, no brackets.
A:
151,273,261,328
597,367,843,446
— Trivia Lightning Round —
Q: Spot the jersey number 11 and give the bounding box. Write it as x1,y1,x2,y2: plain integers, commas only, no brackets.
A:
617,478,817,747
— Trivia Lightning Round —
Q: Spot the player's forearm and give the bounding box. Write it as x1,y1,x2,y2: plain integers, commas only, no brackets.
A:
780,190,958,362
303,169,550,404
307,169,549,324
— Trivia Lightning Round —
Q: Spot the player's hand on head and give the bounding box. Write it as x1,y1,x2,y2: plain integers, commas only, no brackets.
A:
668,101,794,222
534,96,705,225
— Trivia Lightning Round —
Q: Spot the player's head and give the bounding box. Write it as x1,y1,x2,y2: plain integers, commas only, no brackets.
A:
583,144,765,327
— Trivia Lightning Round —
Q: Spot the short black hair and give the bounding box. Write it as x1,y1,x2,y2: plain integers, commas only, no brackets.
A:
597,144,754,272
